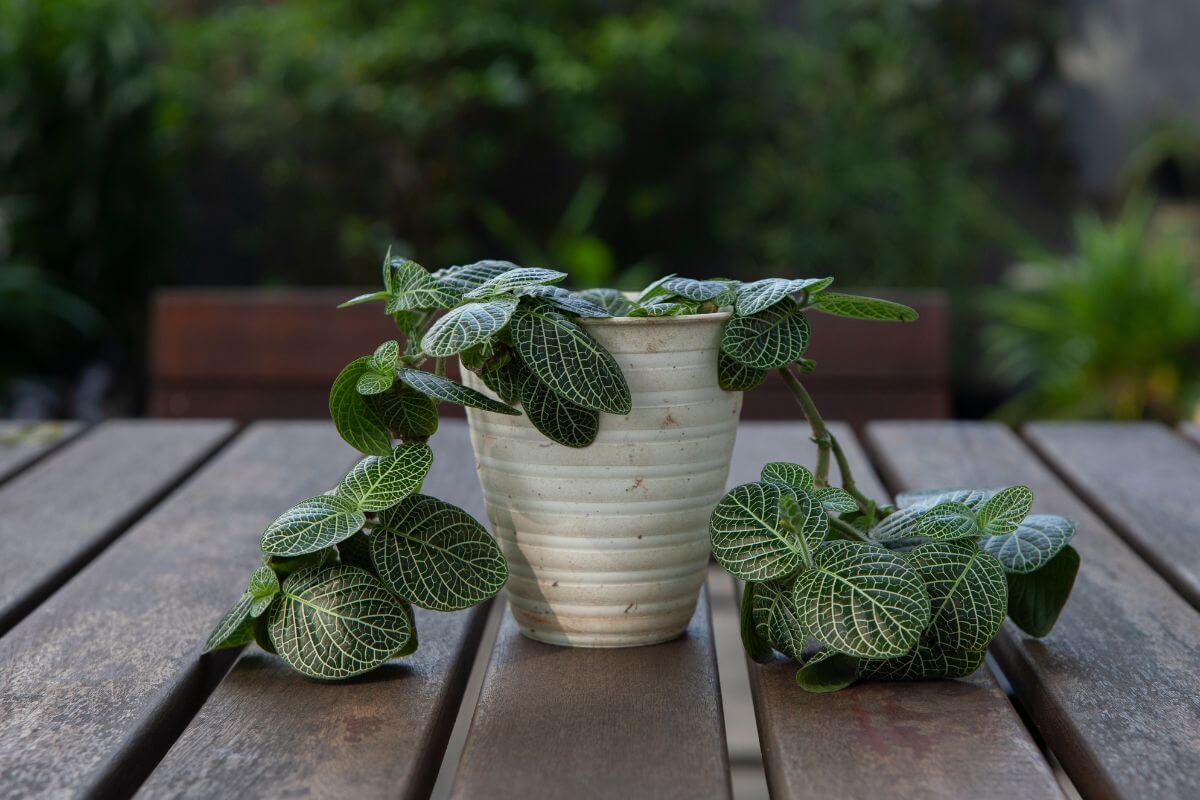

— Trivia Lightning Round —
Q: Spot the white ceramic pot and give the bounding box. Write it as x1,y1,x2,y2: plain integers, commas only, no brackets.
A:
462,312,741,647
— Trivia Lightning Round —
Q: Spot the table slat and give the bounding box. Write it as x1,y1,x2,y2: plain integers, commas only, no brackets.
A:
138,422,491,799
0,419,233,635
1024,422,1200,611
0,421,83,484
451,588,730,800
735,423,1059,800
866,421,1200,800
0,422,355,800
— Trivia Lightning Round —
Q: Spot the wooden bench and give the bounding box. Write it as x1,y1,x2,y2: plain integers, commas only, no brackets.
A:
1,418,1196,798
149,289,948,425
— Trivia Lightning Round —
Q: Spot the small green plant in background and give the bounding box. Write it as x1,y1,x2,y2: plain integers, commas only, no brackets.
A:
986,197,1200,423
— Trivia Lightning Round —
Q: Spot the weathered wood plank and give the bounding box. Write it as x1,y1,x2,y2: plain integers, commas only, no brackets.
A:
451,588,729,800
0,419,234,635
0,423,357,800
866,421,1200,800
734,422,1059,800
1024,422,1200,611
0,420,83,484
138,422,491,799
1181,422,1200,447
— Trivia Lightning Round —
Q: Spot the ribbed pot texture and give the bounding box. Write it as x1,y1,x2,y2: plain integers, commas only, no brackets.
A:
462,312,741,647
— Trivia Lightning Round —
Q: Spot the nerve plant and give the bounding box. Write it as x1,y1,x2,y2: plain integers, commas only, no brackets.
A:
203,255,634,679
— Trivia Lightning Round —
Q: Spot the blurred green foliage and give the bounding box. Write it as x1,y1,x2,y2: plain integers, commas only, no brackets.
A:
161,0,1060,288
986,198,1200,423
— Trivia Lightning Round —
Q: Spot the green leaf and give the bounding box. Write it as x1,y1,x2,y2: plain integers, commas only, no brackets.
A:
658,276,732,302
760,462,814,493
710,482,807,581
720,298,810,369
517,284,612,318
480,361,525,405
779,490,829,566
338,290,389,309
977,485,1034,536
336,443,432,512
330,357,394,456
247,566,280,617
814,487,859,514
261,495,367,557
383,259,460,313
628,300,698,317
576,288,635,316
463,267,567,299
432,260,516,292
510,307,632,414
269,565,413,680
895,488,998,509
637,273,677,302
915,501,980,541
796,648,859,692
740,583,776,664
735,277,834,316
253,607,277,654
396,367,520,415
370,382,440,438
981,514,1077,574
203,594,255,652
519,369,600,448
336,532,377,575
792,541,931,658
394,603,419,657
265,547,339,577
811,292,919,322
371,495,509,611
1006,545,1079,637
764,584,807,662
355,371,393,396
718,352,766,391
421,299,519,357
907,541,1007,651
372,340,399,368
856,639,986,681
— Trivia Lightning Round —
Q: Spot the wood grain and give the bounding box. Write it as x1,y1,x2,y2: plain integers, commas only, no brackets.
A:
0,420,82,484
0,419,233,635
0,423,357,800
734,422,1059,800
138,422,491,799
451,592,731,799
866,421,1200,800
1024,422,1200,610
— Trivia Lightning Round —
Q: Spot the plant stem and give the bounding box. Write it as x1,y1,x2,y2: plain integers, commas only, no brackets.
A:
777,366,832,487
434,357,446,377
828,515,871,543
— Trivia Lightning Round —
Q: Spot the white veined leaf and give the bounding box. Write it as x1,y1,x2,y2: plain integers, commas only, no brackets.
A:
765,586,807,663
329,357,394,456
710,482,807,581
432,260,517,291
261,494,367,556
370,382,439,438
976,485,1034,536
760,462,815,493
336,443,433,512
915,501,980,541
811,292,919,322
421,298,519,357
516,284,612,318
203,594,255,652
980,514,1076,574
796,647,860,692
740,583,776,664
371,494,508,611
480,361,525,405
355,370,393,396
338,290,389,309
792,540,931,659
396,367,520,415
383,259,461,313
735,277,834,316
372,340,399,368
518,369,600,448
720,298,810,369
856,639,985,681
718,352,767,391
510,307,632,414
871,489,998,542
750,579,783,644
779,490,828,566
269,565,413,680
906,541,1007,651
637,273,677,302
576,288,635,316
658,276,732,302
463,267,567,299
814,487,859,514
247,566,280,617
628,300,698,317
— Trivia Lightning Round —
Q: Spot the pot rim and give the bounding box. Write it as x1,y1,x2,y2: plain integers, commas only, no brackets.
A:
580,310,731,328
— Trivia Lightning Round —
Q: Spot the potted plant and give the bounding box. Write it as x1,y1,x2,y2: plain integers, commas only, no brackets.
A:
204,255,1079,687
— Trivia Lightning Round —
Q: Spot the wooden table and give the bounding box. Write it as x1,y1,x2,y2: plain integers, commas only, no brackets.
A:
0,419,1198,799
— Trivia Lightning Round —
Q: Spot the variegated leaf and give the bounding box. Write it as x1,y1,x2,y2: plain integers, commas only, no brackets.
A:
269,566,413,679
1006,545,1080,636
432,260,517,292
760,462,815,493
247,566,280,617
720,298,810,369
907,541,1007,651
516,284,612,318
628,300,698,317
814,487,859,513
982,514,1077,574
369,382,439,438
337,443,433,511
261,495,367,556
382,259,460,313
792,541,931,658
740,583,775,664
421,299,519,357
576,288,635,316
463,267,567,299
396,367,520,415
895,488,998,509
371,495,508,611
856,639,985,681
735,277,834,316
976,485,1034,536
519,369,600,448
779,490,828,565
658,276,733,302
203,594,255,652
718,352,766,391
811,292,918,322
710,482,806,581
915,501,980,541
480,361,525,406
796,647,860,692
329,357,393,456
510,307,632,414
637,273,677,303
